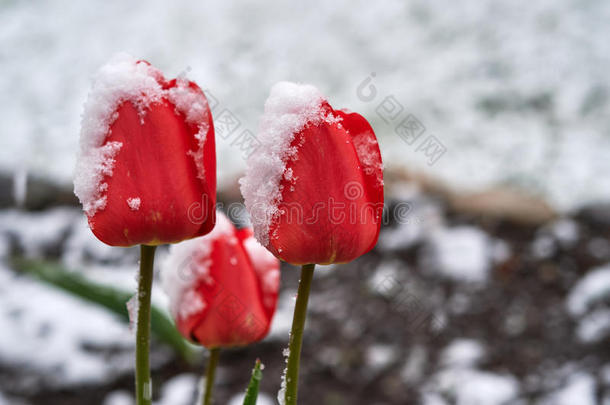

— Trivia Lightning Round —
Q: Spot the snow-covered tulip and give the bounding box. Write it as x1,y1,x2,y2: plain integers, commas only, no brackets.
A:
240,81,383,266
73,53,216,405
162,211,280,348
162,211,279,405
74,53,216,247
240,82,383,405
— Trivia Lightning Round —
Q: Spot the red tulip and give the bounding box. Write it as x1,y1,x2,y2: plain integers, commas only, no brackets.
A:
161,211,280,348
240,82,384,265
74,53,216,246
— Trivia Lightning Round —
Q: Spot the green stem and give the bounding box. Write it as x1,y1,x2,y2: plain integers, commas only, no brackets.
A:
203,348,221,405
284,263,315,405
135,244,157,405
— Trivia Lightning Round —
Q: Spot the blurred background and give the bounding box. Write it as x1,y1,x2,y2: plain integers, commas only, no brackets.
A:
0,0,609,404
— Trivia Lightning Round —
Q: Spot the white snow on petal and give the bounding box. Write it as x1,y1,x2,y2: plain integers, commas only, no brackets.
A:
75,53,211,216
566,264,610,316
127,197,141,211
160,211,234,320
167,78,210,179
239,81,340,247
353,133,383,186
242,234,280,308
74,141,123,216
75,53,165,217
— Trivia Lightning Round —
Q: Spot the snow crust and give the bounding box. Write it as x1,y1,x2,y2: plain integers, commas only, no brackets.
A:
566,264,610,316
239,81,340,247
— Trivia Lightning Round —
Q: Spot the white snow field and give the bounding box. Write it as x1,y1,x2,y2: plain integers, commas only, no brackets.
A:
2,0,610,210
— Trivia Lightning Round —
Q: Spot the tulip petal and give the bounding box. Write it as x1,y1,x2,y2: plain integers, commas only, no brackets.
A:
269,118,381,264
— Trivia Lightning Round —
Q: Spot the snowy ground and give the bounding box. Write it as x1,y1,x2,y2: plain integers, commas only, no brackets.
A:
0,181,609,404
2,0,610,211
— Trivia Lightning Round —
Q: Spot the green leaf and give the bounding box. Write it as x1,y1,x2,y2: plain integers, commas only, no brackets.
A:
243,359,264,405
11,257,199,362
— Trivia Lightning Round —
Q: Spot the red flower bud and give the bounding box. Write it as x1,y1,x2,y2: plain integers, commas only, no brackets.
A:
161,212,280,348
74,54,216,246
241,82,384,265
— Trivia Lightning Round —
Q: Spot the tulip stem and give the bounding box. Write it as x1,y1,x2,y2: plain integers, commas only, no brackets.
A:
203,348,221,405
135,244,157,405
284,263,315,405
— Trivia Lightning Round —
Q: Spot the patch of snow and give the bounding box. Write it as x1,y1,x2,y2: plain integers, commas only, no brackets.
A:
431,369,519,405
239,81,340,247
541,373,596,405
401,345,427,383
127,197,141,211
155,373,198,405
126,294,138,333
228,392,274,405
587,238,610,260
167,78,210,180
0,263,133,385
352,131,383,185
378,199,444,251
531,235,556,259
242,233,280,310
576,308,610,343
566,264,610,316
277,346,291,405
426,226,491,283
267,289,296,340
365,344,396,371
421,393,449,405
0,207,79,257
549,219,579,248
63,214,135,265
441,339,486,369
367,260,405,297
103,390,133,405
491,239,512,263
12,167,27,207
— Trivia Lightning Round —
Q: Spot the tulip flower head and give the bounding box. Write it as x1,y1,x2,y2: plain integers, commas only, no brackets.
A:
74,53,216,246
161,211,280,348
240,82,383,265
